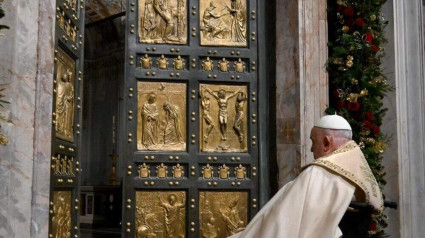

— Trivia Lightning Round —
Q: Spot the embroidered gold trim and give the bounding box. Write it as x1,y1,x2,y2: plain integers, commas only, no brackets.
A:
312,160,371,202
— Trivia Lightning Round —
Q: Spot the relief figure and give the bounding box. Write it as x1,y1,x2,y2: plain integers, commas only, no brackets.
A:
200,192,247,237
233,92,246,143
200,89,215,143
139,0,187,44
162,102,183,144
135,206,158,238
205,87,241,141
228,0,246,43
52,192,71,238
158,193,185,238
202,217,219,238
142,92,159,147
200,0,247,46
220,198,245,236
138,82,186,151
56,70,75,140
202,2,230,40
136,191,186,238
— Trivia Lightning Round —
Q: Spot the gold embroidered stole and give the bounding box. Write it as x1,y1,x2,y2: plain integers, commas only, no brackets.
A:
303,141,384,212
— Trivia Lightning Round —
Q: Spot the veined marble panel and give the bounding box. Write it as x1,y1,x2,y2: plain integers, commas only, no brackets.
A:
0,0,54,237
275,0,328,188
32,0,56,236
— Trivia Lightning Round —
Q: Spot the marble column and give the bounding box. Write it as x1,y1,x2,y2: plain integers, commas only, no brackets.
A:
275,0,328,187
381,1,401,237
0,0,55,237
393,0,425,237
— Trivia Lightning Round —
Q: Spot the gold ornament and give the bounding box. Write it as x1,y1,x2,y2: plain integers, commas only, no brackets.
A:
346,60,353,68
360,89,369,97
336,0,346,6
366,138,376,145
370,14,377,21
347,55,354,61
342,26,350,33
173,55,185,70
202,57,214,71
157,55,169,69
218,58,230,72
348,93,359,102
338,66,347,71
141,54,152,69
351,78,358,85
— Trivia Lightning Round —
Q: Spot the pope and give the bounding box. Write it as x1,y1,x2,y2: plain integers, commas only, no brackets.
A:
228,115,383,238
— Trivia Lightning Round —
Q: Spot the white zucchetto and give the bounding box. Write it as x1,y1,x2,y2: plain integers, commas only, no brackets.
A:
314,114,352,131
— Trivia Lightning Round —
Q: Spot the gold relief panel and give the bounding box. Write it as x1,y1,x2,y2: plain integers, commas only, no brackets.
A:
199,84,248,153
55,48,76,142
135,191,186,238
52,191,72,238
53,154,75,176
200,0,247,47
138,0,187,44
199,191,248,237
137,82,187,151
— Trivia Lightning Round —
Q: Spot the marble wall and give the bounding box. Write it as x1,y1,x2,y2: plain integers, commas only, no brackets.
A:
0,0,55,237
275,0,328,188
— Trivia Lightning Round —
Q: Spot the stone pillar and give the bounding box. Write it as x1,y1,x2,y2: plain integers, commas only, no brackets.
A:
393,0,425,237
275,0,328,187
0,0,55,237
381,1,401,237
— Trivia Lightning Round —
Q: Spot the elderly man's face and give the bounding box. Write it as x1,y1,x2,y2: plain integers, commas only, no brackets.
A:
310,127,327,159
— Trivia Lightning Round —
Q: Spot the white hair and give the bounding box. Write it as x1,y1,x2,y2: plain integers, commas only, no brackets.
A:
324,129,352,140
320,128,352,148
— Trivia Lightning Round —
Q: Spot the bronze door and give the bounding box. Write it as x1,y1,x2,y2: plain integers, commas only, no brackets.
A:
123,0,269,237
49,0,85,237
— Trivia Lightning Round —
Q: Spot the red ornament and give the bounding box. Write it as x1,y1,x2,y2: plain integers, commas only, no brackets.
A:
365,32,374,43
363,120,372,129
355,17,365,27
348,102,361,112
365,111,374,121
338,100,346,109
369,222,377,231
343,7,355,17
373,125,380,134
371,44,379,53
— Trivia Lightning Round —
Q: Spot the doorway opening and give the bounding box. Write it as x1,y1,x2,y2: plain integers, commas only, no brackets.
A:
80,12,125,238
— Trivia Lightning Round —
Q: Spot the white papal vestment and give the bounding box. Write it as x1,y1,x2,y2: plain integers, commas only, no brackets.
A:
229,141,383,238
